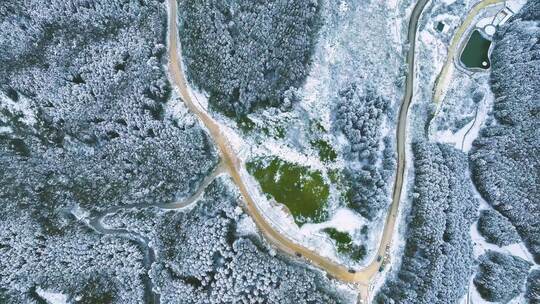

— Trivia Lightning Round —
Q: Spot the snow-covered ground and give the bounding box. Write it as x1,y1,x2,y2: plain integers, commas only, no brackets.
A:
432,74,493,152
192,0,418,267
35,287,69,304
402,1,536,303
0,91,38,126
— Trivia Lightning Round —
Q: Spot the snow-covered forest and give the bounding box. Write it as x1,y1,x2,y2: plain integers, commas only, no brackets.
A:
473,250,532,303
0,0,219,215
0,0,346,302
177,0,322,116
1,0,538,302
333,85,396,220
376,142,477,304
104,177,345,303
469,0,540,263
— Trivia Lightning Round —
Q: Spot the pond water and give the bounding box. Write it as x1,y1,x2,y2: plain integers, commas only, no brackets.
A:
460,30,492,69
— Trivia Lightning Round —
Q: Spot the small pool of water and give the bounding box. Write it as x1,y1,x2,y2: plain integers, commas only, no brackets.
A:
460,30,492,69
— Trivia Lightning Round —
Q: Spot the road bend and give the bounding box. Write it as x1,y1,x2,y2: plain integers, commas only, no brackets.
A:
167,0,428,302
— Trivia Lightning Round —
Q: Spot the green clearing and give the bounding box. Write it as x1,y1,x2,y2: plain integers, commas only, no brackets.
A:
328,169,354,206
460,30,491,69
310,139,337,163
323,227,366,261
236,115,256,132
236,115,287,139
246,157,329,226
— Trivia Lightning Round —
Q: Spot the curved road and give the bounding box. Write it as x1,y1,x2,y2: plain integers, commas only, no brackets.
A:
167,0,428,301
432,0,504,106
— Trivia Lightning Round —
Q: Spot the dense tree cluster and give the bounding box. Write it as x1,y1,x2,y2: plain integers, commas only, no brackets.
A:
0,0,218,221
477,209,520,247
469,1,540,262
105,177,343,303
527,270,540,303
0,211,146,303
0,0,219,302
333,83,395,219
376,142,477,304
473,250,531,303
178,0,322,116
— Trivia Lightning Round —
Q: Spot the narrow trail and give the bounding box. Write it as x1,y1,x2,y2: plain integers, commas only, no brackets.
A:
84,162,224,304
88,218,160,304
167,0,428,302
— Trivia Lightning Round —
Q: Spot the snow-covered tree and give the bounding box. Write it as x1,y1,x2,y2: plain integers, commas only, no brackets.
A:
473,250,531,303
527,270,540,304
477,209,521,247
333,84,395,220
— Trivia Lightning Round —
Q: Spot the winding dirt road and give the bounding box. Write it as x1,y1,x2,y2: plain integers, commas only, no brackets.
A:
167,0,428,301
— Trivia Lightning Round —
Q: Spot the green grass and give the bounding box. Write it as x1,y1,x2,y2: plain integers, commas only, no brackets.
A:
323,227,366,261
237,114,287,139
328,169,354,206
246,157,329,226
310,139,337,163
236,115,256,132
310,119,326,133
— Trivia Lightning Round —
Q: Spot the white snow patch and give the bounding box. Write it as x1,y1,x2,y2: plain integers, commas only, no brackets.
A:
300,208,364,235
484,24,496,36
334,281,359,304
258,139,328,171
338,1,349,14
35,287,68,304
70,205,90,221
236,214,259,237
476,16,494,29
167,90,197,127
0,93,37,126
507,0,527,13
434,121,472,150
504,242,535,263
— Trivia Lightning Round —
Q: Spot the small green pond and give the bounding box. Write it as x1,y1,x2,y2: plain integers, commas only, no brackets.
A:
460,30,492,69
246,157,329,226
436,22,445,32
